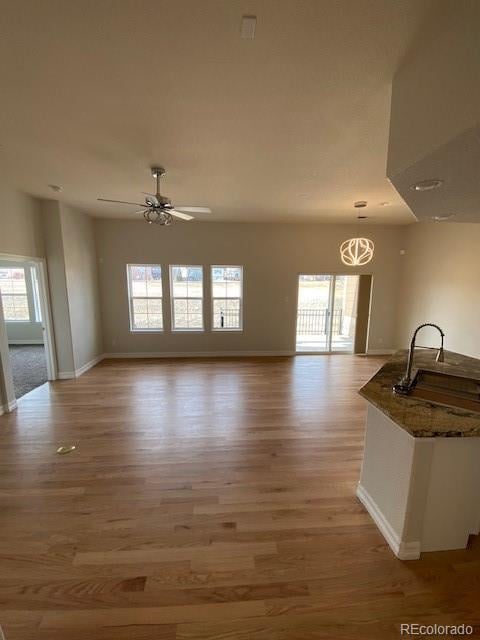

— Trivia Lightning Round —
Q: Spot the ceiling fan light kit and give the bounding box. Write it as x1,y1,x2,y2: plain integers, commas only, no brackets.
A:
144,209,173,226
97,166,212,225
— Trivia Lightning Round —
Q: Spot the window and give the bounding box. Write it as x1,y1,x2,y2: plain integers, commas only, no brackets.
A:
0,267,30,321
127,264,163,331
170,265,203,331
211,266,243,330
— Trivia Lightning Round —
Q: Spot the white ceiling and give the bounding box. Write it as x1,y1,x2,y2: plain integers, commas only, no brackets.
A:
0,0,435,223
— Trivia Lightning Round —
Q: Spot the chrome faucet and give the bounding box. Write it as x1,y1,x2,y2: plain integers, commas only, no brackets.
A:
393,323,445,395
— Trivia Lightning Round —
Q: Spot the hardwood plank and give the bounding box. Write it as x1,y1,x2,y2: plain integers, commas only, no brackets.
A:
0,355,479,640
39,600,266,628
73,541,277,566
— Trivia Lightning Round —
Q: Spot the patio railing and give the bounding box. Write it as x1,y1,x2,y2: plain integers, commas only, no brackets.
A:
296,308,343,335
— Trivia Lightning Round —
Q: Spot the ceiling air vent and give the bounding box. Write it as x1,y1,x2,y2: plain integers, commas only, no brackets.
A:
241,16,256,39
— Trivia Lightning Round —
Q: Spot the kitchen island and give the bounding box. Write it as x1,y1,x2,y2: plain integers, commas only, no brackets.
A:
357,349,480,560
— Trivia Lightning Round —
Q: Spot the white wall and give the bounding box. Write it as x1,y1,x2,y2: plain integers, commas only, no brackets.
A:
95,219,406,355
396,222,480,358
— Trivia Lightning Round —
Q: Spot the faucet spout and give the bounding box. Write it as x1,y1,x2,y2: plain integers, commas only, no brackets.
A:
393,323,445,395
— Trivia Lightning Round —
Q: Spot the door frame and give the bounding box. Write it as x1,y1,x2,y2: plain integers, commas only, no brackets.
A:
0,253,57,412
295,272,362,355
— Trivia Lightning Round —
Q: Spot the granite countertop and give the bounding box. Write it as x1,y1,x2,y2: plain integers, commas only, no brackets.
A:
359,349,480,438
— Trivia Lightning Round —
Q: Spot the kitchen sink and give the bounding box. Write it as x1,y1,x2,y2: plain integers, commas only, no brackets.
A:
408,369,480,413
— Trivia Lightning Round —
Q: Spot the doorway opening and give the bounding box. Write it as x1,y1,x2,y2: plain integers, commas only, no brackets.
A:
0,256,56,406
296,274,360,353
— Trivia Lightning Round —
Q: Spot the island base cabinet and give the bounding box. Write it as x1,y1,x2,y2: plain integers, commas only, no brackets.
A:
357,404,480,560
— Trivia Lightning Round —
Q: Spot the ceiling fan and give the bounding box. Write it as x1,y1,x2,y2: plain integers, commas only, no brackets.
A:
98,167,212,225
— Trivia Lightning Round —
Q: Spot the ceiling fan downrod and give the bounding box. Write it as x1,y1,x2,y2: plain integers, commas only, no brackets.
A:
151,166,165,198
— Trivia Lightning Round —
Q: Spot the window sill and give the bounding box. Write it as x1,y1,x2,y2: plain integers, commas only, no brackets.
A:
130,329,164,334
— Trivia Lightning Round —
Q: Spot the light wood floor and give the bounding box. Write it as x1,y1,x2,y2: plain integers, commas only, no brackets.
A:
0,356,479,639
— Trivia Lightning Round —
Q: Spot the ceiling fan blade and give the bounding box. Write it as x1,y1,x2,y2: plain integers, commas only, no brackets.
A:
133,210,147,215
98,198,146,207
170,210,194,221
141,192,159,206
175,206,212,214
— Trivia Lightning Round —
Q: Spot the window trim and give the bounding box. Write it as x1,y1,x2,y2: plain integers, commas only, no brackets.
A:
31,265,43,322
126,263,164,333
211,265,243,332
169,264,204,332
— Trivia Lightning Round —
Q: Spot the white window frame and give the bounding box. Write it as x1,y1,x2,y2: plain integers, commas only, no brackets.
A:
211,265,243,332
0,266,31,322
126,264,164,333
170,265,204,332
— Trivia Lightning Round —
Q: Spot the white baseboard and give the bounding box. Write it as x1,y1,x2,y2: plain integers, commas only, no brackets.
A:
103,350,295,359
8,339,44,345
57,353,105,380
58,371,75,379
1,399,18,414
365,349,395,356
356,483,421,560
74,353,104,377
56,351,294,378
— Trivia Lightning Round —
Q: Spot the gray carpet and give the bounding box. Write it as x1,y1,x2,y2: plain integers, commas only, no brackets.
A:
8,345,48,399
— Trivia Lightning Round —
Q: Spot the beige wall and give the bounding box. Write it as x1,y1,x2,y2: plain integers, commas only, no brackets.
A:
61,205,103,370
388,0,480,177
0,182,44,258
396,222,480,358
0,185,103,378
41,200,76,375
95,220,406,355
42,201,104,374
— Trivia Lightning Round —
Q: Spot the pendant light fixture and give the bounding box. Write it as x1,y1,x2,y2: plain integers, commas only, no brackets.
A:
340,238,374,266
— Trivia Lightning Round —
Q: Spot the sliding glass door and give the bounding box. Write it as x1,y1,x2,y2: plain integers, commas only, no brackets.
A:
296,274,359,353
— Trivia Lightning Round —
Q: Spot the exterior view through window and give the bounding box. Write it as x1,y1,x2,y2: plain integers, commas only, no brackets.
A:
127,264,163,331
211,266,243,330
0,267,30,321
296,274,359,352
170,265,204,330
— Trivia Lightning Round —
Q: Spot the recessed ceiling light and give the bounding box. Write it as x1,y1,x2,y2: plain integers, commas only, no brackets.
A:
379,201,390,206
411,179,443,192
432,214,455,222
354,200,367,208
48,184,63,193
240,15,256,39
357,215,368,219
